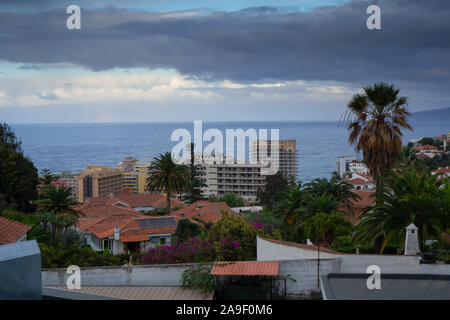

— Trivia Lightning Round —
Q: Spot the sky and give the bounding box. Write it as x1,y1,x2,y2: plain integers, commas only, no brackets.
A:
0,0,449,123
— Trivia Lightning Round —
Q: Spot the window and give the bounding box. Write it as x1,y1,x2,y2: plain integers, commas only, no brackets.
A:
103,239,113,251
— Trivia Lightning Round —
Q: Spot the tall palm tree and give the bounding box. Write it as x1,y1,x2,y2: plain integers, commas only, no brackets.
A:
275,183,308,225
34,185,82,245
146,152,188,215
304,176,361,214
354,169,447,253
344,83,412,186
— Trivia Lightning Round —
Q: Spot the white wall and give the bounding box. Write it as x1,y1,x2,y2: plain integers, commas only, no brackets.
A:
257,237,341,261
42,263,212,287
277,259,342,298
340,255,450,275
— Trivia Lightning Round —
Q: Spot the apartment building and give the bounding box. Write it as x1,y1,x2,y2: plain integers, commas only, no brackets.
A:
336,157,369,178
77,166,123,203
251,140,297,183
117,157,150,194
202,163,267,203
58,172,79,202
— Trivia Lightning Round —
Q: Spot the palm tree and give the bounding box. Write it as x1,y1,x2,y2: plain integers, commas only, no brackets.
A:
304,176,361,214
275,183,308,225
297,194,344,224
344,83,412,186
354,169,447,253
40,168,56,186
146,152,188,215
34,185,82,245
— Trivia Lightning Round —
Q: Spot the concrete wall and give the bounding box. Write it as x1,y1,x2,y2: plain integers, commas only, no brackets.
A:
0,240,42,300
42,262,212,287
277,258,342,298
257,237,341,261
340,255,450,275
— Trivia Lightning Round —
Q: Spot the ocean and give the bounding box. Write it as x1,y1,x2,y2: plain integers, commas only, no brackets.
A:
11,121,449,183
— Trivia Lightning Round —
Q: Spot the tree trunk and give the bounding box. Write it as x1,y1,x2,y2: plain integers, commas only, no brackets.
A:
51,224,57,245
167,192,171,215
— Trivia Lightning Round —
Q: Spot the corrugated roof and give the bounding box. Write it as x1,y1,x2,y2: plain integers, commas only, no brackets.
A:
43,286,213,300
211,261,279,276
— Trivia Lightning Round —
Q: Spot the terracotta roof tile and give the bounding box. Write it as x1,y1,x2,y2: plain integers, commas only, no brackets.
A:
211,261,279,276
0,217,32,245
86,193,185,209
171,201,234,223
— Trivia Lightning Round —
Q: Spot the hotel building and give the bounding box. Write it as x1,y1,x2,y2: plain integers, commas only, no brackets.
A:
77,166,123,203
251,139,297,183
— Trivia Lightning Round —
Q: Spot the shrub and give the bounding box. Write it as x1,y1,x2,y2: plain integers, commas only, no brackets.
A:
181,263,214,297
137,238,215,265
40,243,128,268
303,213,354,247
208,212,281,261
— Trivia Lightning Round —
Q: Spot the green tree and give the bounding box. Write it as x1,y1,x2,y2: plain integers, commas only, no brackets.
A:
34,185,82,245
0,123,39,212
395,146,422,170
344,82,412,187
40,168,57,186
216,193,245,207
304,176,360,214
257,172,288,208
183,143,207,204
275,183,308,226
303,213,354,246
207,212,281,261
354,169,448,253
174,219,202,243
146,152,188,215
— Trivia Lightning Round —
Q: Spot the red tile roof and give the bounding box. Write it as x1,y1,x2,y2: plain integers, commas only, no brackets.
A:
414,145,438,151
87,193,185,209
75,202,142,219
341,190,376,225
211,261,279,276
432,167,450,174
171,201,234,223
0,217,32,245
120,227,177,242
259,237,345,255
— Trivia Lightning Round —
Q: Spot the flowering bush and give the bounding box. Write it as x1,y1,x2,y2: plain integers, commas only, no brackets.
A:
137,238,216,265
208,211,281,261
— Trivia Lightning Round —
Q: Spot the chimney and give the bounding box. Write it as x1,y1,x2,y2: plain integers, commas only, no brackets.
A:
114,226,120,241
404,223,420,255
109,192,114,198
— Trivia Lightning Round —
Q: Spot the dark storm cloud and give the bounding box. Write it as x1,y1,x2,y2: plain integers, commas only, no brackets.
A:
0,0,449,83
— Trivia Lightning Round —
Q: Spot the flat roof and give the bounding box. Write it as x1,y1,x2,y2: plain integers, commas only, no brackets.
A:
321,273,450,300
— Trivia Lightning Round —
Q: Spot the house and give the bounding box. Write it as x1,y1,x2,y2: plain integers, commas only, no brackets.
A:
346,172,375,190
75,201,177,254
340,190,375,225
86,190,185,214
0,217,32,245
171,201,234,223
432,167,450,177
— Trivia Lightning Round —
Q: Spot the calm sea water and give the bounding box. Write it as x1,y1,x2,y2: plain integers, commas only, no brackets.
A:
11,121,449,183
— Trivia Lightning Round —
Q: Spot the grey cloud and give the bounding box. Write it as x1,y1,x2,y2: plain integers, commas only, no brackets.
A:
36,92,58,100
0,0,449,84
